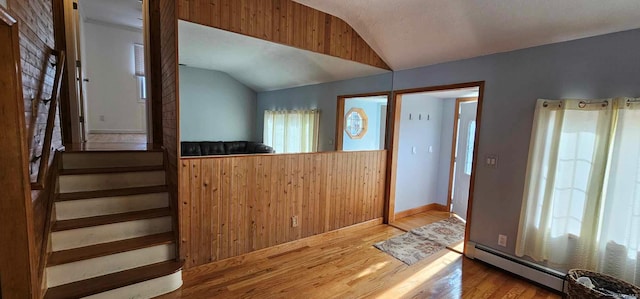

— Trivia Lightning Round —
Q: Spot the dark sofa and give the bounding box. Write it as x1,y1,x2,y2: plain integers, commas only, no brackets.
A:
181,141,275,156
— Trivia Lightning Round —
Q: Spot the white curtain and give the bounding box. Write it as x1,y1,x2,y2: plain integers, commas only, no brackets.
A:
516,98,640,285
263,110,319,154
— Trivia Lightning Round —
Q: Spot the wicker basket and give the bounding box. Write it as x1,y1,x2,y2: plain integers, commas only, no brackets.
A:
566,269,640,299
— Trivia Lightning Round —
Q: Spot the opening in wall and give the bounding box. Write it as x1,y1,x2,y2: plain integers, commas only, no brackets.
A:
336,92,391,151
385,81,485,258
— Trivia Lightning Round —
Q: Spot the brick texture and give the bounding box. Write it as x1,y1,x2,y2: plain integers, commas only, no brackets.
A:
7,0,62,280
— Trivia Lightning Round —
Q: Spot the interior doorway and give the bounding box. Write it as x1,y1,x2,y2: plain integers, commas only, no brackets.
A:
336,92,391,151
386,82,484,255
62,0,152,151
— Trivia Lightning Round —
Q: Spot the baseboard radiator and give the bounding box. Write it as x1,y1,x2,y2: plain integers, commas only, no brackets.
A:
467,242,566,292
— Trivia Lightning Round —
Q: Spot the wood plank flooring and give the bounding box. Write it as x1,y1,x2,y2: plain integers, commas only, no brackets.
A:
392,210,454,232
87,133,148,143
161,212,560,299
66,134,152,151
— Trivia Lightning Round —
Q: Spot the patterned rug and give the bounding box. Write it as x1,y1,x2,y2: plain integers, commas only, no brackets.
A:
374,217,465,265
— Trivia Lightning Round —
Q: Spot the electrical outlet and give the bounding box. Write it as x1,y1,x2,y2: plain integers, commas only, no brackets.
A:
498,234,507,247
99,115,105,121
291,216,299,227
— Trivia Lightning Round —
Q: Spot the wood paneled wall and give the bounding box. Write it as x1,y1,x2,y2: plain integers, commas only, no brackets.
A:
177,0,390,70
159,0,180,240
179,150,387,268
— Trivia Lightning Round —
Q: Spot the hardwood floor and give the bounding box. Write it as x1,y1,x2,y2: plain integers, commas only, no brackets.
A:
87,133,148,143
392,211,455,232
67,142,156,151
64,134,152,151
162,212,560,299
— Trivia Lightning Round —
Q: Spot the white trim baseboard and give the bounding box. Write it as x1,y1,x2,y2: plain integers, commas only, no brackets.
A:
471,243,566,292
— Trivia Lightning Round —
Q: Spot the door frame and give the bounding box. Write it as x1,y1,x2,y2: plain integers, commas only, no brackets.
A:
446,97,478,212
384,81,485,255
61,0,84,145
57,0,156,146
335,91,392,151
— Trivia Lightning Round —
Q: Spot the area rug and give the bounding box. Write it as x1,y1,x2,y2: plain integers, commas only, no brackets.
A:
374,217,465,265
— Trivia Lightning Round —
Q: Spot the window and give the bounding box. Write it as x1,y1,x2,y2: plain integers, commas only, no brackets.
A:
345,108,368,139
464,120,476,175
263,110,319,153
137,76,146,101
134,43,146,101
516,98,640,285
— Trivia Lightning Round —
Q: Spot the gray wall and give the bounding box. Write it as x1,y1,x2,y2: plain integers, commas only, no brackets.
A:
257,73,393,151
180,66,257,141
343,99,385,151
395,95,446,212
435,98,456,207
256,28,640,257
393,29,640,255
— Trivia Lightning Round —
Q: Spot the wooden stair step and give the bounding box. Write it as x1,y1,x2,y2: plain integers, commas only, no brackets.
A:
43,261,182,299
52,208,171,232
60,165,164,175
57,185,168,201
48,232,174,266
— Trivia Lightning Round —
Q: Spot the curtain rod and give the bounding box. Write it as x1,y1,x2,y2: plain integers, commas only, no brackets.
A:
627,98,640,107
578,100,608,108
542,101,561,108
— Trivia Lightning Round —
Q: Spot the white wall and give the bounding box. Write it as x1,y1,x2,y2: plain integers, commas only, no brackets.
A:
342,98,386,151
435,98,457,208
179,66,257,141
83,21,146,133
395,94,446,212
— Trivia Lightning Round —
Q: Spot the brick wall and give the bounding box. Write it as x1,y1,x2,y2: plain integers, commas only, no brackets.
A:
8,0,60,144
7,0,61,280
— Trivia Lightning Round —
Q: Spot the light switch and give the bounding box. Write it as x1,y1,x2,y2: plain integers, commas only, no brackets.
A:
428,146,433,153
412,146,417,154
485,154,498,168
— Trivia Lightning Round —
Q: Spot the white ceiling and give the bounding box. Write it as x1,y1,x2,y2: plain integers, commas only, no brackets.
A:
80,0,143,30
294,0,640,70
178,21,389,92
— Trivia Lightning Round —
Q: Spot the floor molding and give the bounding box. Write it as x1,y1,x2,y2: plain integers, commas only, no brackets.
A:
184,218,383,275
395,203,448,219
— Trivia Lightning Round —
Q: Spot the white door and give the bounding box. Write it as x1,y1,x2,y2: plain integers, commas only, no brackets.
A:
451,101,477,220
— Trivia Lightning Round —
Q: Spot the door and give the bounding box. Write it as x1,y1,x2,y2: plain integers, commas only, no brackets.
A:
451,100,477,220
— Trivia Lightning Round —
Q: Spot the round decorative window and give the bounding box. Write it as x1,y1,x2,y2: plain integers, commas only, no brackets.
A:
345,108,368,139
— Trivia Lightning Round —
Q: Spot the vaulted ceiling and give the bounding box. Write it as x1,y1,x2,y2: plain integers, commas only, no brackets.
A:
178,21,389,92
80,0,143,30
294,0,640,70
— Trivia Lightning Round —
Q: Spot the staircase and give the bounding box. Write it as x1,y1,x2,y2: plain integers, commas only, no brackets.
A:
43,150,182,299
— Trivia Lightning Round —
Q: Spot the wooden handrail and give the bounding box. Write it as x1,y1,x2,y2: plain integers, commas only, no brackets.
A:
30,49,65,190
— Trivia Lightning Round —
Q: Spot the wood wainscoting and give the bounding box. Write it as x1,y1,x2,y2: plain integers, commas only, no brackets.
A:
179,150,387,269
